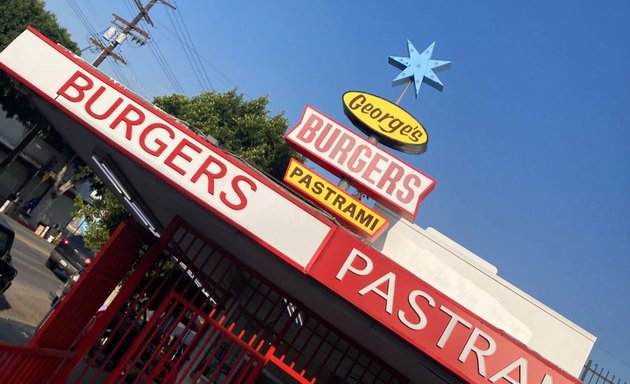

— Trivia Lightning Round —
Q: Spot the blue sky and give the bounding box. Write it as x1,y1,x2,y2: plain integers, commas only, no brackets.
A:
45,0,630,379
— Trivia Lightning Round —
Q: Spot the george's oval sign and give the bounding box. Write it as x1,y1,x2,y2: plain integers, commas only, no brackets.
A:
342,91,428,154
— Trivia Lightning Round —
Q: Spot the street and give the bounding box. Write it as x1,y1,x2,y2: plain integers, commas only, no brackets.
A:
0,213,63,343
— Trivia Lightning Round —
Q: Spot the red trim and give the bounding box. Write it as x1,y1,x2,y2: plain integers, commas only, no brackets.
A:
24,27,330,216
309,230,581,384
266,347,315,384
2,28,337,271
2,29,580,383
285,105,436,221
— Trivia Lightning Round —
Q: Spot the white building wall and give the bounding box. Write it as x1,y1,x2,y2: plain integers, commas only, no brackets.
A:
373,205,596,378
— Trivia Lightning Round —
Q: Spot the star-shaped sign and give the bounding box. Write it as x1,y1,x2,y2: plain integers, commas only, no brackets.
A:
389,40,451,98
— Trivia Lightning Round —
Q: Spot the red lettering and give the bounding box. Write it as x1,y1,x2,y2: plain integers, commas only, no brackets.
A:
191,154,227,195
361,153,387,184
57,70,93,102
397,174,421,204
109,103,145,140
296,113,323,144
377,162,405,195
329,132,355,165
220,175,256,210
139,123,175,157
348,144,371,173
85,86,122,120
164,138,202,176
313,123,339,152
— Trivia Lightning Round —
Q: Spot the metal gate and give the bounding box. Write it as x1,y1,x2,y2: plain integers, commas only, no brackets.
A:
580,360,628,384
70,218,408,384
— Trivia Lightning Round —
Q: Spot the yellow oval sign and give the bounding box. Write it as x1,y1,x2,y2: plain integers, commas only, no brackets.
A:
342,91,428,154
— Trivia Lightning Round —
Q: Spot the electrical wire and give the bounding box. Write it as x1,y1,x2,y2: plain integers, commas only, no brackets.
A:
125,61,154,99
124,0,185,94
164,10,206,91
147,38,186,94
66,0,100,38
173,0,213,90
152,18,237,90
108,58,132,88
166,0,213,91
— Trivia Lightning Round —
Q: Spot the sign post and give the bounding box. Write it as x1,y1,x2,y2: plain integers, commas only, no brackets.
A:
284,38,449,234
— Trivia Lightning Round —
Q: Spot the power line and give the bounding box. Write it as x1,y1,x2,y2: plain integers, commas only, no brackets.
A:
200,55,237,88
173,0,213,90
166,1,213,91
150,19,237,89
91,0,176,67
84,0,107,27
107,57,132,88
124,0,185,95
67,0,132,92
165,10,207,91
147,38,186,94
66,0,100,37
125,62,153,99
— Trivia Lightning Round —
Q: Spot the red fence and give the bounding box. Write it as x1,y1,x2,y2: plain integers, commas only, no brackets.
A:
0,343,75,383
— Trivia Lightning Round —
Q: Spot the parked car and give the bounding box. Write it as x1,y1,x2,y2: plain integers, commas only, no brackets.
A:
0,216,17,295
50,268,84,308
46,235,94,279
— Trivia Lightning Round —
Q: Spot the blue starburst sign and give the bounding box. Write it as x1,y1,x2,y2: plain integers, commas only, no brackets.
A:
389,40,451,99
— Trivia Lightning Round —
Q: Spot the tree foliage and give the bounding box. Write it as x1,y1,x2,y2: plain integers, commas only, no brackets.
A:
0,0,80,178
76,89,302,250
73,184,130,251
154,89,303,180
0,0,79,128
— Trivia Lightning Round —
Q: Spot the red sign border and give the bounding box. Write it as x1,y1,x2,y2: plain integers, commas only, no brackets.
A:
0,27,336,272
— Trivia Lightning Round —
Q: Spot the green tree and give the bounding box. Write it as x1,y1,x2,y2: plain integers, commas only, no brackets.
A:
73,184,130,251
0,0,79,125
76,89,303,250
154,90,302,180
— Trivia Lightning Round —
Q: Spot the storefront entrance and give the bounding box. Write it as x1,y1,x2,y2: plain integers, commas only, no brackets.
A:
68,218,407,383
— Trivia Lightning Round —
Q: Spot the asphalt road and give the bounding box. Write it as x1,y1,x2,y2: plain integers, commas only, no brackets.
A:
0,213,64,343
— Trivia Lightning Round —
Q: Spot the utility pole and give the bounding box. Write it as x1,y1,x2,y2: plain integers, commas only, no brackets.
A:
91,0,175,68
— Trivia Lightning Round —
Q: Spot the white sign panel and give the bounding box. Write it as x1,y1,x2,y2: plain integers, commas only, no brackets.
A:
0,29,333,269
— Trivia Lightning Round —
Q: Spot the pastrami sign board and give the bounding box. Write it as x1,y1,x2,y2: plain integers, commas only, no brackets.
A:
342,91,428,154
285,106,435,221
283,159,389,240
0,28,334,270
311,229,581,384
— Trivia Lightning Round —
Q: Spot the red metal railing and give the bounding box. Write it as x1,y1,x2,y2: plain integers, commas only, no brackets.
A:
0,216,408,383
0,343,75,383
69,218,408,383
